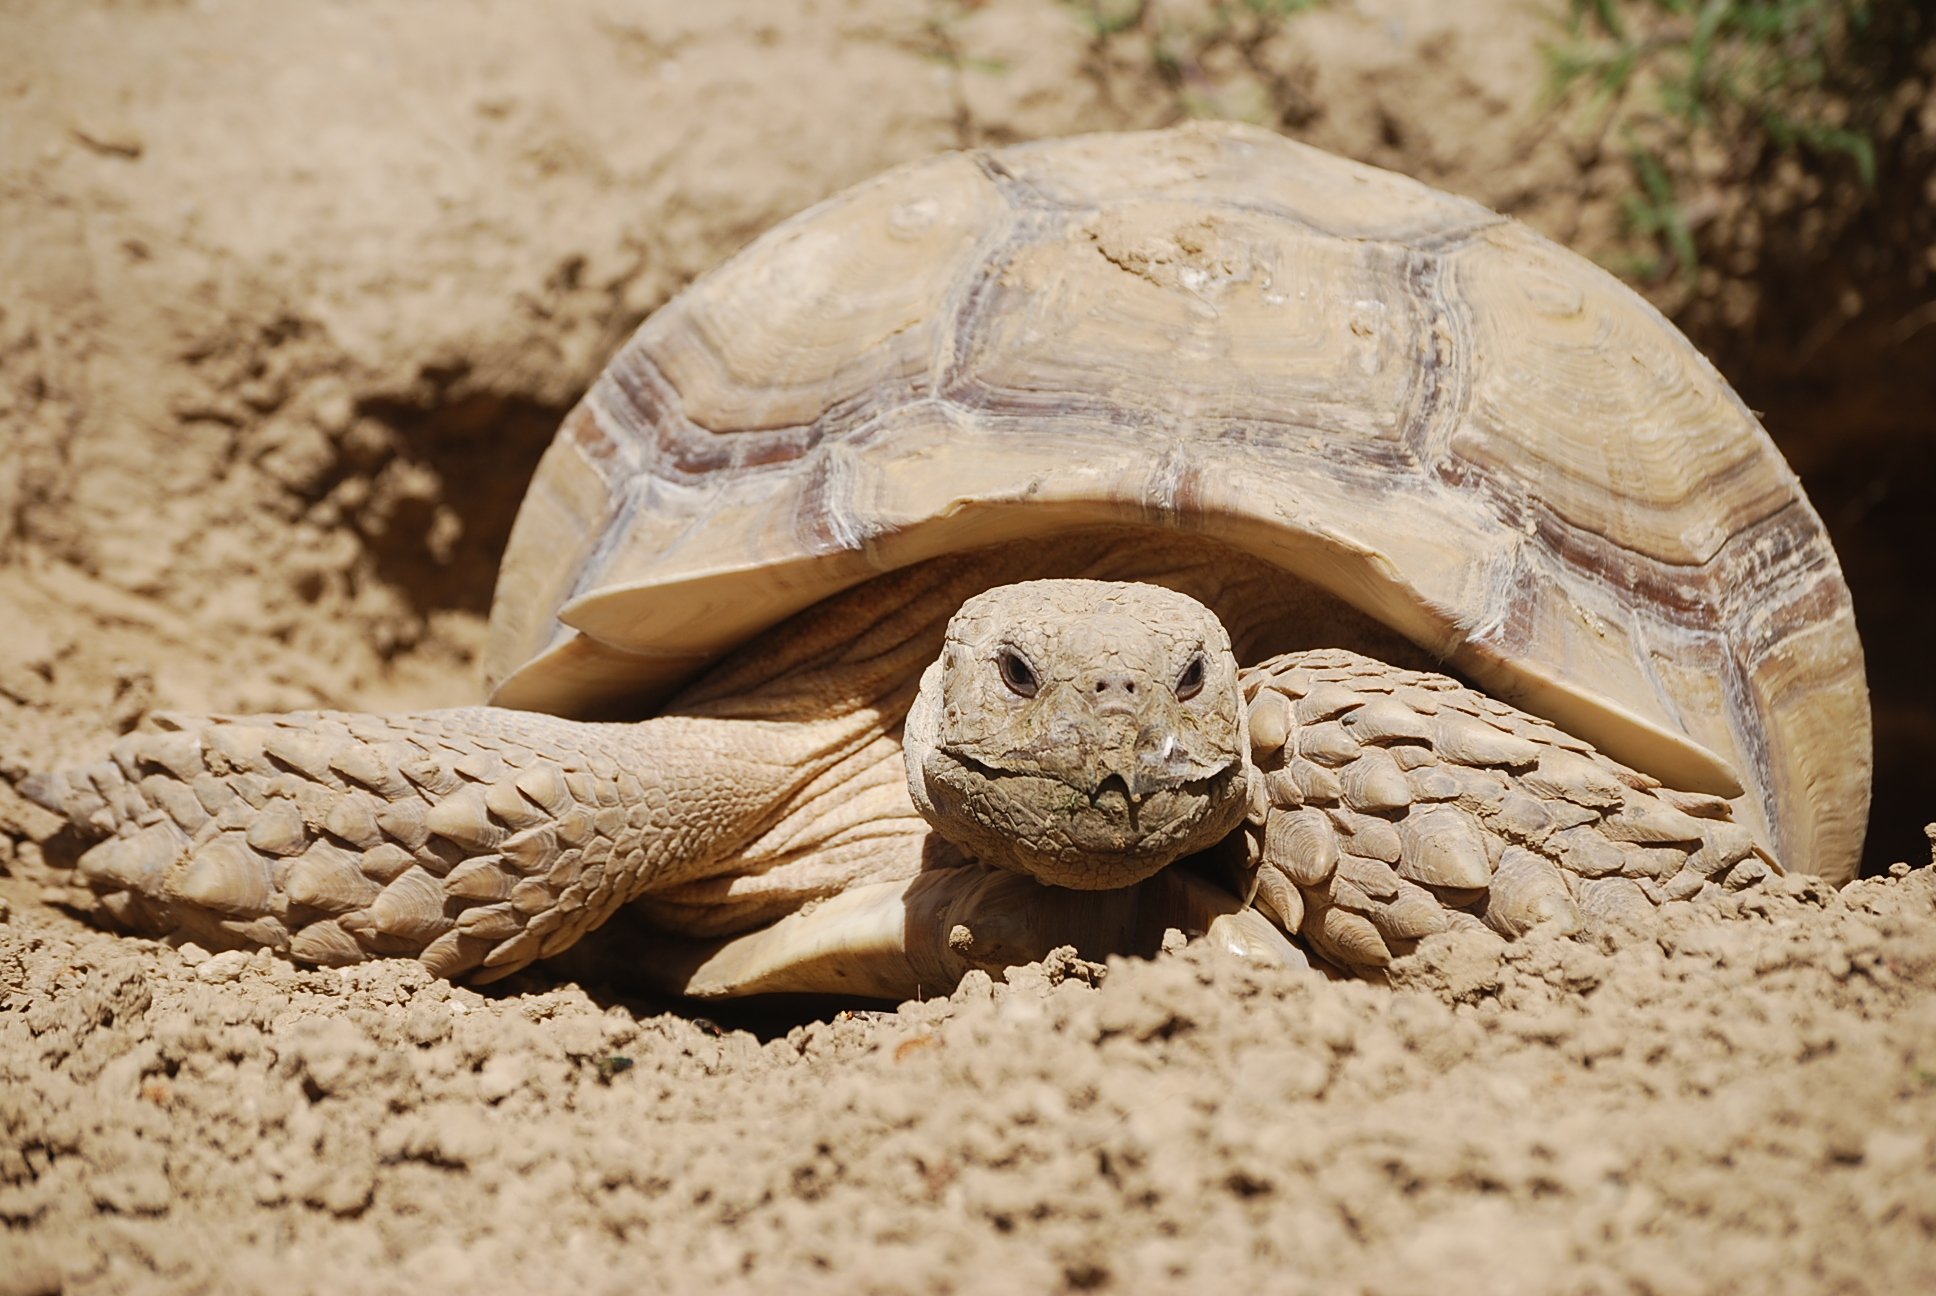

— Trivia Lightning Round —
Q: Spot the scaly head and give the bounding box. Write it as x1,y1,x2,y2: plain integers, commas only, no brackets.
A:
904,579,1252,889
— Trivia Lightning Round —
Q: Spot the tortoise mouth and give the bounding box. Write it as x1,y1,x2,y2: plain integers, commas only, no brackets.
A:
917,748,1249,890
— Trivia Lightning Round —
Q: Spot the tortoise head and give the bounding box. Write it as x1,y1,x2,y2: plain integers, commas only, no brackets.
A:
904,579,1252,890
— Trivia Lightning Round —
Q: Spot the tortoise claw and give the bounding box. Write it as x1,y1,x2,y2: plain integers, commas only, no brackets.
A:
1205,908,1309,970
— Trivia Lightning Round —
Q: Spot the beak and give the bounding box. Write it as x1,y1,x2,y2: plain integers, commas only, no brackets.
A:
1094,723,1219,801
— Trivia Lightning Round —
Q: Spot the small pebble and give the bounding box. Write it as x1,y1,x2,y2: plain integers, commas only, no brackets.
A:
196,950,250,983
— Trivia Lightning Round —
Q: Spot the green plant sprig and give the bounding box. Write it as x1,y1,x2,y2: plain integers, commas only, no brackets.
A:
1549,0,1888,282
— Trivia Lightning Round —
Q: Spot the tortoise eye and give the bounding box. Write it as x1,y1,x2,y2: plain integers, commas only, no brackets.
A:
1175,654,1205,701
997,649,1039,699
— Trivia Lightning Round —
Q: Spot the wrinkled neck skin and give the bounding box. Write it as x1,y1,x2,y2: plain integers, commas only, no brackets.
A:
902,578,1254,891
645,528,1433,936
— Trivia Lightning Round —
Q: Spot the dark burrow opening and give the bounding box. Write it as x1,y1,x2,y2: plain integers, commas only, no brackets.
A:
1735,314,1936,878
353,388,571,623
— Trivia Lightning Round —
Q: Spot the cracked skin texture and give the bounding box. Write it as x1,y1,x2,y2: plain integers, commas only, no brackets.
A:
904,580,1251,890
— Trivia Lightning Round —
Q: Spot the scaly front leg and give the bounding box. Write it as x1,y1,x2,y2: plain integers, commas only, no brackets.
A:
22,553,1016,982
1238,650,1767,976
24,705,883,982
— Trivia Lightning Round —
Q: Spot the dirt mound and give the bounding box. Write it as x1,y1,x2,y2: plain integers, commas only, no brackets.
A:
4,865,1935,1294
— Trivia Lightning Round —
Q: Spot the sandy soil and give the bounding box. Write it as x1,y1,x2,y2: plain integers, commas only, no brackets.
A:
5,863,1936,1295
3,1,1934,1291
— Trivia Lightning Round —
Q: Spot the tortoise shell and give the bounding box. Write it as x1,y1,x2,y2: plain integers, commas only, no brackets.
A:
482,122,1869,882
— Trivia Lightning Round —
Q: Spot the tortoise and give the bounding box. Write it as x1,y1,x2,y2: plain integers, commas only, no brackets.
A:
22,122,1870,998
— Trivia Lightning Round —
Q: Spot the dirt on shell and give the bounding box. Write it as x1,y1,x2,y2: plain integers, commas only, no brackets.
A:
3,1,1935,1291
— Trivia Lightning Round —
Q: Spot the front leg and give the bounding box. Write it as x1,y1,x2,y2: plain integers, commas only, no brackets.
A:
22,705,882,982
21,551,1013,982
1237,650,1765,975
